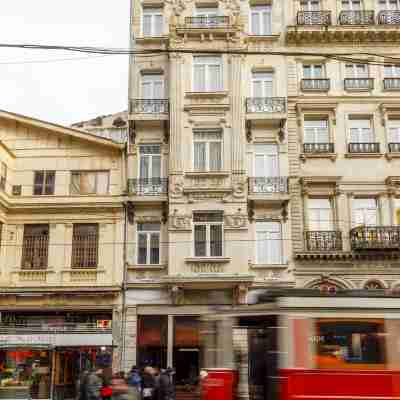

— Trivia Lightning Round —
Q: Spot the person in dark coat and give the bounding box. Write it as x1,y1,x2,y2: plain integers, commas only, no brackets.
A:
158,368,175,400
141,367,156,400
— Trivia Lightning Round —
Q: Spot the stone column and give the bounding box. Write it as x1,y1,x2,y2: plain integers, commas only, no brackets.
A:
167,315,174,368
122,306,138,372
233,328,249,400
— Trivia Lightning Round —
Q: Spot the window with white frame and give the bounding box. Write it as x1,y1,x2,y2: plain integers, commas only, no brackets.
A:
141,74,164,99
300,0,321,10
193,211,223,257
142,7,163,37
384,65,400,78
193,131,222,172
348,118,374,143
137,222,160,265
342,0,362,10
256,221,282,264
308,198,333,230
346,64,368,78
252,72,274,97
388,119,400,143
254,144,279,177
352,198,378,227
139,145,161,180
303,64,325,79
250,5,272,35
378,0,400,9
70,171,109,195
193,56,222,92
304,119,329,143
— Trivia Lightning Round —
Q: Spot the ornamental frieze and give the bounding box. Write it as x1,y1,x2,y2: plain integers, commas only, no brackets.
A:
169,210,191,231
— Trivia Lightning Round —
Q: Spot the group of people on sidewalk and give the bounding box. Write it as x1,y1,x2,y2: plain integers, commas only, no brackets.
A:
78,366,175,400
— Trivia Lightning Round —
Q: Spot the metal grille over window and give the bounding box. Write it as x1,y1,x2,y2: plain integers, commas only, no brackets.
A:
193,212,223,258
137,223,161,265
21,225,49,270
71,224,99,268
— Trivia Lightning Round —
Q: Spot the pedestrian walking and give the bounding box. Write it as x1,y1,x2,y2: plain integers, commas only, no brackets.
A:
158,368,175,400
111,371,129,400
141,367,156,400
85,369,103,400
127,366,142,400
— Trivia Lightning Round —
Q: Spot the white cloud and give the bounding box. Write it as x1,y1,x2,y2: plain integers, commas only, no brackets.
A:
0,0,129,125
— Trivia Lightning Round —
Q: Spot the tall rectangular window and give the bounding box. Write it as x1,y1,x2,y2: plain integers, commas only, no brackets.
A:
141,74,164,99
193,131,222,172
352,198,378,227
21,225,49,270
250,5,272,35
388,119,400,143
303,64,324,79
137,223,160,265
254,144,279,177
349,118,373,143
304,119,329,143
139,145,161,180
256,221,282,264
71,224,99,268
252,72,273,97
142,8,163,36
308,198,333,230
193,211,223,257
193,56,222,92
33,171,55,195
0,162,7,191
346,64,368,78
300,0,321,10
70,171,110,195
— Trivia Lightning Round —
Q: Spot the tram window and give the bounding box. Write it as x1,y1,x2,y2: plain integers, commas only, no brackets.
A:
315,319,386,368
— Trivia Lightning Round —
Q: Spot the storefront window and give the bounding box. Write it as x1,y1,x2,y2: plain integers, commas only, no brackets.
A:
137,316,168,368
0,348,51,400
315,319,386,369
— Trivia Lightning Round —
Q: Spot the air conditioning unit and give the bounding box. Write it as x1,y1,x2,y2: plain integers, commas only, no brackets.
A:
12,185,22,196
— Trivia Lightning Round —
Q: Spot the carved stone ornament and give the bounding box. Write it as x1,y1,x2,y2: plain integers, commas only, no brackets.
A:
225,209,248,230
169,209,192,231
170,285,185,305
169,175,184,199
164,0,188,16
232,176,247,199
135,215,162,224
234,284,248,305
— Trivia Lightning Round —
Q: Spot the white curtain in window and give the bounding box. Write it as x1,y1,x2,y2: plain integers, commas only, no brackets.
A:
251,6,272,35
97,172,109,195
352,198,378,227
349,119,373,143
141,75,164,99
304,119,329,143
252,72,273,97
193,64,206,92
208,64,221,92
140,156,150,179
308,198,332,230
143,14,152,36
301,0,321,10
194,142,207,171
256,222,282,264
388,120,400,142
254,144,279,177
209,142,222,171
71,172,96,194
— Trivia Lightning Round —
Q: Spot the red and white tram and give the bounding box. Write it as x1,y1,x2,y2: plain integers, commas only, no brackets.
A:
201,289,400,400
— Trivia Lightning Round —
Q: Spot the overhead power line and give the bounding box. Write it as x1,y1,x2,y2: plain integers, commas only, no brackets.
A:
1,43,400,66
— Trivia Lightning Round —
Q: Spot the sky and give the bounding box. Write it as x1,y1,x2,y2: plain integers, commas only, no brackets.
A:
0,0,130,125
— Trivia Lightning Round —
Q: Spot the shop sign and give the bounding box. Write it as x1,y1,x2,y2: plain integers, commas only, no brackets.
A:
0,334,55,346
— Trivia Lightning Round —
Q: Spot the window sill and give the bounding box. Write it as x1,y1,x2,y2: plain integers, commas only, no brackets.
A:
383,87,400,92
249,263,288,269
300,153,337,162
128,264,166,270
185,171,230,177
63,268,103,272
185,91,228,99
386,152,400,160
344,88,373,93
301,88,330,93
344,152,382,158
185,257,231,264
14,268,55,273
247,34,281,42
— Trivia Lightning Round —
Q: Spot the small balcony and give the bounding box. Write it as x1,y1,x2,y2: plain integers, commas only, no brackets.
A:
338,10,375,25
129,99,169,121
303,143,335,154
305,231,343,251
350,226,400,250
344,78,374,91
184,16,230,29
248,177,288,194
388,143,400,153
378,10,400,25
297,11,332,25
301,78,330,92
348,142,380,154
127,178,168,196
245,98,287,121
383,78,400,90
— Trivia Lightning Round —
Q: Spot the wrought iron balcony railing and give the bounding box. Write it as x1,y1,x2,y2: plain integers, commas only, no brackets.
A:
305,231,343,251
297,11,332,25
249,177,288,194
128,178,168,196
129,99,169,114
383,78,400,90
303,143,335,153
350,226,400,250
184,16,230,28
301,78,330,91
338,10,375,25
388,143,400,153
246,97,286,113
378,10,400,25
344,78,374,90
348,142,380,153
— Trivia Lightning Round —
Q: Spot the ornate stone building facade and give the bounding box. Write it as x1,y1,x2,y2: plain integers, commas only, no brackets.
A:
123,0,400,385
